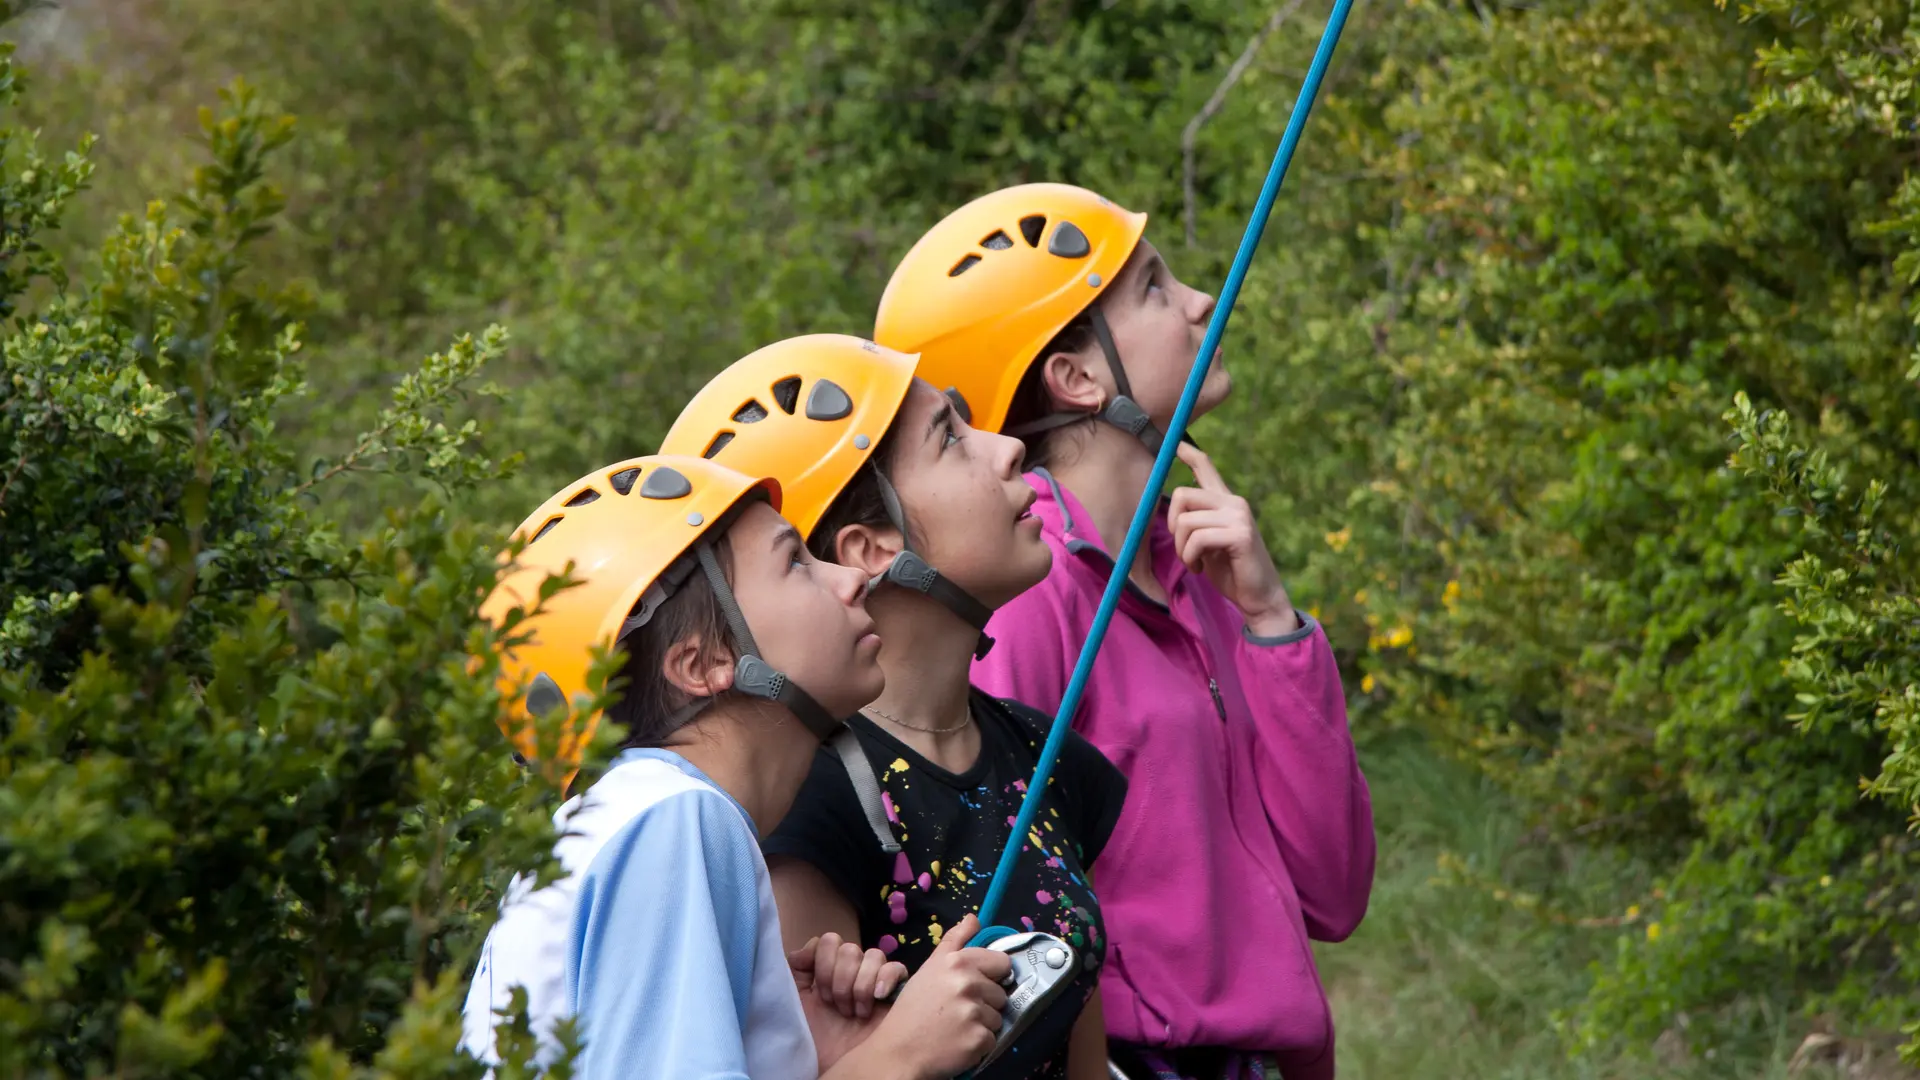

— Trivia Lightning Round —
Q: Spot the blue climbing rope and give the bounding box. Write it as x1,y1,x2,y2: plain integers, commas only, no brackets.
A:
972,0,1359,939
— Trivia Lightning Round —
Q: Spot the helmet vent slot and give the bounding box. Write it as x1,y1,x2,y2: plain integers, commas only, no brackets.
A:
1019,215,1047,248
703,432,735,458
949,254,981,277
608,467,642,495
564,488,601,507
771,376,802,415
733,400,770,423
980,229,1014,251
530,515,564,544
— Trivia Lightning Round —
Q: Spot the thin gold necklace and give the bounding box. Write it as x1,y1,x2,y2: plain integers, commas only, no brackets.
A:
865,704,973,734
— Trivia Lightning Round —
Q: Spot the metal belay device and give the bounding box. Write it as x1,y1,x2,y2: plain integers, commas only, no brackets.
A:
975,932,1081,1069
959,0,1360,1073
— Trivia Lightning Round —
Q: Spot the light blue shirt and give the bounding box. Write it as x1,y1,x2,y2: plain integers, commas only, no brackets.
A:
461,749,817,1079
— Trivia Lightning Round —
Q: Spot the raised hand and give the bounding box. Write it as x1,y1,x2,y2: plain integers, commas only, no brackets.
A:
1168,441,1299,637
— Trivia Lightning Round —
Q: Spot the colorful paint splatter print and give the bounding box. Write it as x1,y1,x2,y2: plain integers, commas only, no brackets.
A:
766,691,1126,1080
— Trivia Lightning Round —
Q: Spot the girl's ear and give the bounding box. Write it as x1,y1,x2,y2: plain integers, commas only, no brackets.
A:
660,634,735,700
832,522,903,580
1039,347,1106,413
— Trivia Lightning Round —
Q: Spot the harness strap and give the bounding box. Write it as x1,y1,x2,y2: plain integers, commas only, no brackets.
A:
694,541,844,741
869,551,996,659
734,654,843,740
1087,307,1168,455
1100,396,1162,455
1003,305,1197,456
868,467,997,659
830,728,902,854
699,542,760,656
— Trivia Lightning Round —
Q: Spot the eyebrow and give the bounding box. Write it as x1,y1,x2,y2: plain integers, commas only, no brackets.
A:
1131,252,1165,287
924,399,954,442
768,522,802,552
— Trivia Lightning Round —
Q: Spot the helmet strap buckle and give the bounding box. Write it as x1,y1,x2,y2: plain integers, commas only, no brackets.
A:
869,550,998,660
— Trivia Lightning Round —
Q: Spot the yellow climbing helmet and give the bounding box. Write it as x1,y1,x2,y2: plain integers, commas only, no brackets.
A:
875,183,1147,437
659,334,917,540
482,454,838,783
661,334,997,658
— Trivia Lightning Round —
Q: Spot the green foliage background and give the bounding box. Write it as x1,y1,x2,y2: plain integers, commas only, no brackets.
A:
7,0,1920,1074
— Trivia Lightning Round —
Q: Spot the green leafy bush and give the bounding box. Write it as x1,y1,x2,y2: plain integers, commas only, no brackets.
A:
26,0,1920,1066
1255,0,1920,1055
388,0,1269,520
0,54,567,1077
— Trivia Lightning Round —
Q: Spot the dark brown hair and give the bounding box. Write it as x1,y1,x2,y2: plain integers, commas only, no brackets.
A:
604,535,740,750
807,423,909,564
1002,311,1099,470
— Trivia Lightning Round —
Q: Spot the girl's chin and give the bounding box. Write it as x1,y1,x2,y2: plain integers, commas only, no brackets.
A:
834,675,886,720
1196,370,1233,411
1150,374,1233,427
1009,546,1053,594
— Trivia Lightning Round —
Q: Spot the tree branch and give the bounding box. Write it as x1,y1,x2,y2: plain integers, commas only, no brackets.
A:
0,446,30,516
953,0,1014,76
1183,0,1307,248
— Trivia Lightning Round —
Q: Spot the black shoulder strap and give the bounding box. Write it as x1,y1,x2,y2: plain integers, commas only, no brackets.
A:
829,727,901,854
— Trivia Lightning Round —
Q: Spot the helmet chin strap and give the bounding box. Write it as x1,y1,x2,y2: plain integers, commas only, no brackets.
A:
867,467,997,660
623,539,844,741
1005,305,1199,456
1084,305,1170,455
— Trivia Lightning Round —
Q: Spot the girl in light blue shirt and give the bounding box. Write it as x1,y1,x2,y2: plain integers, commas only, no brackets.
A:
461,455,1012,1079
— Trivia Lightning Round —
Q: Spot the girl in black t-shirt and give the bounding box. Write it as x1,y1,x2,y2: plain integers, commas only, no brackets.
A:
768,690,1123,1080
660,336,1128,1080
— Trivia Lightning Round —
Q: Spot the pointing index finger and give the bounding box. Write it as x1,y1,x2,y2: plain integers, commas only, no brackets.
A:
1175,439,1229,493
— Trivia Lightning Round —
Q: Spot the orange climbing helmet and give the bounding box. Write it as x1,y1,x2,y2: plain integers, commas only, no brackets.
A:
483,454,839,782
660,334,917,540
661,334,997,658
875,183,1148,438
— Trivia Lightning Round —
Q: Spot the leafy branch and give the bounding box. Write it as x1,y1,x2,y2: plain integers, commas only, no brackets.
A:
1728,392,1920,828
297,325,512,495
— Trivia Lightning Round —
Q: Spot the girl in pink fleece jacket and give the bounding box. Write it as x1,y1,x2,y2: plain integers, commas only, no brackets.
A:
873,183,1376,1080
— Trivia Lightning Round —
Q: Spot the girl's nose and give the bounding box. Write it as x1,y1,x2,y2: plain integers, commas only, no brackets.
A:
827,559,868,605
986,428,1024,479
1188,284,1217,325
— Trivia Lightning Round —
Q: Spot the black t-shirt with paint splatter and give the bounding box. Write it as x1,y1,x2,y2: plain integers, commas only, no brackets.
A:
765,689,1127,1080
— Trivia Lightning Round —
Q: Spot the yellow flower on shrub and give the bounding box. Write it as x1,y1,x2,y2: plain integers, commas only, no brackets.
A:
1325,526,1352,553
1368,621,1413,651
1362,674,1376,694
1442,579,1461,612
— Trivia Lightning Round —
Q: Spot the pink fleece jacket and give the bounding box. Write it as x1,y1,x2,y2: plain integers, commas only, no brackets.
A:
971,469,1375,1078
